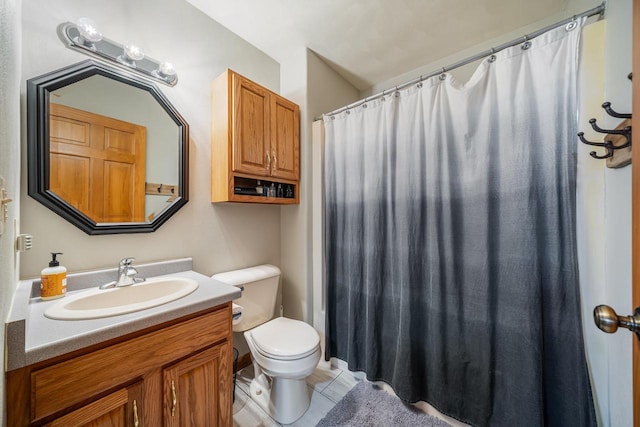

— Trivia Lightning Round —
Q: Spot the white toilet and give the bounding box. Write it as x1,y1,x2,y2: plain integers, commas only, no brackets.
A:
212,264,321,424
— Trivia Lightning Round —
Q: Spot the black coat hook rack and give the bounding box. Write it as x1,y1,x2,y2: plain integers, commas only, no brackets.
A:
578,73,632,167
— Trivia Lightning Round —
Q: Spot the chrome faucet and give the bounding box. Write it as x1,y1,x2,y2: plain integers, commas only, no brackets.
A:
99,257,146,289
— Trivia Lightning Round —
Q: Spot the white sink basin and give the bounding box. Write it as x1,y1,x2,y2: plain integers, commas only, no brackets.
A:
44,276,199,320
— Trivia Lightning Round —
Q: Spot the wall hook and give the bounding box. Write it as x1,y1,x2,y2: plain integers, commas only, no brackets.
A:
588,118,632,140
579,73,633,168
602,102,632,119
577,132,614,159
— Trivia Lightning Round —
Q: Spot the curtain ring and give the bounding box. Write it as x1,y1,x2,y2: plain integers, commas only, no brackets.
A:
521,35,531,50
565,16,578,32
394,86,400,97
417,75,423,88
488,48,496,63
439,67,447,81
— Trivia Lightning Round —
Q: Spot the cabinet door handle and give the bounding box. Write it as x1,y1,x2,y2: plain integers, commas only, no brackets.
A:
266,151,271,171
272,150,277,172
171,379,177,416
133,399,139,427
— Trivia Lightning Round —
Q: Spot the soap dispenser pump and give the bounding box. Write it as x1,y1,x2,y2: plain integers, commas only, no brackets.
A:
40,252,67,300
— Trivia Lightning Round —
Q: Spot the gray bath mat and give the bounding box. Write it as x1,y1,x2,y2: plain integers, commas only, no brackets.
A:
317,382,452,426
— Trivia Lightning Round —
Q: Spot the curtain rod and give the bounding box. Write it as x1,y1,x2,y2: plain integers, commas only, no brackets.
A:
316,2,605,120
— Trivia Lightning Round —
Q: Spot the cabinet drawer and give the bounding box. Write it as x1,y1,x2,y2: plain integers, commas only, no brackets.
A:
31,305,230,422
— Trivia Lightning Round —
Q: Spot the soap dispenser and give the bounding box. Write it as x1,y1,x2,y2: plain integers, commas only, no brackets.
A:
41,252,67,300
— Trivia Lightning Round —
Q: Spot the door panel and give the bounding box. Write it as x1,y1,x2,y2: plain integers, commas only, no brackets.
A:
233,75,270,176
44,382,142,427
163,342,232,427
50,153,91,214
271,95,300,180
103,161,136,222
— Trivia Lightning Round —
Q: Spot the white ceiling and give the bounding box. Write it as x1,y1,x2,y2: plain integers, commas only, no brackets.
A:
186,0,572,91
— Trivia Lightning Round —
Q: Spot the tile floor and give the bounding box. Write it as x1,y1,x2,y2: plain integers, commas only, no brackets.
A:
233,359,363,427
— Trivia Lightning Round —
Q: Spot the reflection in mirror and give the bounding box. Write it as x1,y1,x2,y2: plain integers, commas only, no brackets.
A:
27,60,188,235
50,75,178,222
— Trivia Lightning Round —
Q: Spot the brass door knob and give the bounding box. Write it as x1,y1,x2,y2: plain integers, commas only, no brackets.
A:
593,305,640,336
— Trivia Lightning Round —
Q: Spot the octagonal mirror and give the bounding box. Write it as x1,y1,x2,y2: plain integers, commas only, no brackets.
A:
27,60,189,235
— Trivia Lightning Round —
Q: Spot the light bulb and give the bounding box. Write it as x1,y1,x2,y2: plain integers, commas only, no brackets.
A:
76,17,102,43
124,41,144,61
158,61,176,77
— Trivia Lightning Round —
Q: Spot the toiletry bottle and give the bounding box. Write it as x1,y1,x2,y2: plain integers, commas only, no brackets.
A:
269,183,276,197
256,180,263,196
41,252,67,300
277,184,283,198
285,185,293,198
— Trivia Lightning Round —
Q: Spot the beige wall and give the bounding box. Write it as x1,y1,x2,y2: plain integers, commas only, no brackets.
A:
307,51,360,331
279,48,360,324
1,0,22,422
577,20,607,425
19,0,282,280
599,1,634,425
365,0,603,97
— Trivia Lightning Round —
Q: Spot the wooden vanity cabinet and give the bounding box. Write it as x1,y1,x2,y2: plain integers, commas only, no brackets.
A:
6,304,233,427
211,69,300,204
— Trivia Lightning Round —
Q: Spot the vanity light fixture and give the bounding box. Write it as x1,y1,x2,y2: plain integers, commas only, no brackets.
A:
58,18,178,86
75,17,102,48
118,41,145,67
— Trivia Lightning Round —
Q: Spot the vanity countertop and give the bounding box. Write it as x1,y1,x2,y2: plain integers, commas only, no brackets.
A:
5,258,241,371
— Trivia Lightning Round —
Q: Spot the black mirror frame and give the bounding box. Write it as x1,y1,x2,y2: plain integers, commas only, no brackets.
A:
27,60,189,235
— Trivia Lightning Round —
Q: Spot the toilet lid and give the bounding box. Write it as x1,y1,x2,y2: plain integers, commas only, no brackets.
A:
251,317,320,360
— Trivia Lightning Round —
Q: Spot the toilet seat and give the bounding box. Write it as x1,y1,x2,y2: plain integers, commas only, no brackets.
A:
251,317,320,361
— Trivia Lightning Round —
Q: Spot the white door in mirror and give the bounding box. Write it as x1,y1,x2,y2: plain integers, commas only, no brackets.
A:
44,277,198,320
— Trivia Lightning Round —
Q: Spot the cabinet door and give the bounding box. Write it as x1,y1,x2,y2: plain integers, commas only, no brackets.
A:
45,382,143,427
270,95,300,180
233,74,271,176
163,341,233,427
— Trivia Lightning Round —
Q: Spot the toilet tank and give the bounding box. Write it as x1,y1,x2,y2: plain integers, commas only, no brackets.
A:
211,264,281,332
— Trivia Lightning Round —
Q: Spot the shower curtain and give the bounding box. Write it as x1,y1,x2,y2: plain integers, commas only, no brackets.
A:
324,20,596,427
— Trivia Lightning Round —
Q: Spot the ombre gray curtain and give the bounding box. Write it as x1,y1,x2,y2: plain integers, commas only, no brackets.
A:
324,20,596,427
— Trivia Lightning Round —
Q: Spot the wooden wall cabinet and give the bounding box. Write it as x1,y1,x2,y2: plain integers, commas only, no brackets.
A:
7,304,233,427
211,69,300,204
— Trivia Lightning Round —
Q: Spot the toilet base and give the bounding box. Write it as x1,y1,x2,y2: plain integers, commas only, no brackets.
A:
249,373,311,424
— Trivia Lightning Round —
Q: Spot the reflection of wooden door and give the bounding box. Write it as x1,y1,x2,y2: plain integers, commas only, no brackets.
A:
49,103,146,223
